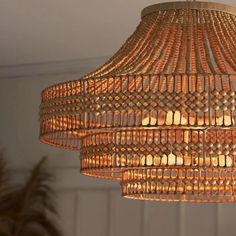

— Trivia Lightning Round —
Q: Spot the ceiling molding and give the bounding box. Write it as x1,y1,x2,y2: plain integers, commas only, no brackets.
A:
0,56,109,79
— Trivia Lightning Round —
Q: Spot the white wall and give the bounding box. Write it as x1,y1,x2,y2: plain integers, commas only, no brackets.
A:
0,62,236,236
1,0,236,66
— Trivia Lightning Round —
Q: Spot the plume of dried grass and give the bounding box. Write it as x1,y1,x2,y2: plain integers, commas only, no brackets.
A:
0,156,62,236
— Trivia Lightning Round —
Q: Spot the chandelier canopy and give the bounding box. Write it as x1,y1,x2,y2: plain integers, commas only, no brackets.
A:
39,1,236,202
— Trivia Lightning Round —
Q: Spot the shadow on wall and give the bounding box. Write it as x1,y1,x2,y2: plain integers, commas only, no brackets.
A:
0,153,62,236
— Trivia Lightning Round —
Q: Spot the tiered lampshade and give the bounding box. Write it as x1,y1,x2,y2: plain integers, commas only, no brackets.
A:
39,1,236,202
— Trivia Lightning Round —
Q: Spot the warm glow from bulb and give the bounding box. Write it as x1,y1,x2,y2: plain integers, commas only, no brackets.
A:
142,111,188,126
142,111,234,127
141,113,234,168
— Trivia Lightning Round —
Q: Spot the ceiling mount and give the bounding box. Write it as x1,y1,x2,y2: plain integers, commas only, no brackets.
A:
141,1,236,18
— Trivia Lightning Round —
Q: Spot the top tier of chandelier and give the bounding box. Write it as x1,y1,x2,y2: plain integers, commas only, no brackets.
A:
39,1,236,202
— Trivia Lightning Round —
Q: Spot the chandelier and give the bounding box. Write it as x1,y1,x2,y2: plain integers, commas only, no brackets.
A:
39,1,236,202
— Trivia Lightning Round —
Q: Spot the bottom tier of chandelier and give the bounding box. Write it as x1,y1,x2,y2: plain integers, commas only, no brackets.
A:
121,168,236,202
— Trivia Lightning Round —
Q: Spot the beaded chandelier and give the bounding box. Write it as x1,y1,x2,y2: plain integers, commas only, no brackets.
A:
39,1,236,202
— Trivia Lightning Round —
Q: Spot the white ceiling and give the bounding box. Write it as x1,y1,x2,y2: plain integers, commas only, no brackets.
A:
0,0,236,66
